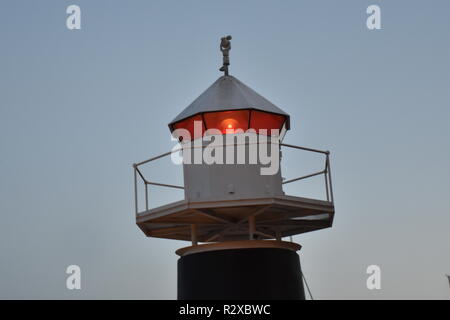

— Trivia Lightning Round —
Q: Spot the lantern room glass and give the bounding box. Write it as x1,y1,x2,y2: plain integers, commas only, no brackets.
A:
171,109,287,141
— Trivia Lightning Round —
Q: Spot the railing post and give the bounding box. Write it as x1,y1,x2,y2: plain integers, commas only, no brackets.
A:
145,182,149,211
324,162,330,202
326,153,334,204
133,164,138,215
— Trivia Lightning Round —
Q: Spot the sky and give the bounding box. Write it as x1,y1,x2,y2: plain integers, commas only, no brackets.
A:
0,0,449,299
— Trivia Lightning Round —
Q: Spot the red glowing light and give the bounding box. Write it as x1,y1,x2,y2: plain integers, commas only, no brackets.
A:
220,118,239,133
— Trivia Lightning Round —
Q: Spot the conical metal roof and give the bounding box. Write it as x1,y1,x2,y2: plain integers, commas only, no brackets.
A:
168,75,290,130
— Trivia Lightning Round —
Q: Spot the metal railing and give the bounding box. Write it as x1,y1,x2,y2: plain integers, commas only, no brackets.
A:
280,143,334,204
133,142,334,215
133,150,184,215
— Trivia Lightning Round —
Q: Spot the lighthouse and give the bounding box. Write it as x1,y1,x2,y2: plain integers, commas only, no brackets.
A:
133,36,335,300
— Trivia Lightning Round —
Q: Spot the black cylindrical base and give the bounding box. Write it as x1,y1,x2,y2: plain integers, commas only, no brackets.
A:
177,246,305,300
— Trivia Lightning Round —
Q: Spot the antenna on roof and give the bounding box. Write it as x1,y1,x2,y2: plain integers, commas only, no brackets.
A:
219,35,232,76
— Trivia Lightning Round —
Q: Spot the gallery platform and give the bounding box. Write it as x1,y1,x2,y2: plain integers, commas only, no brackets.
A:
137,194,334,242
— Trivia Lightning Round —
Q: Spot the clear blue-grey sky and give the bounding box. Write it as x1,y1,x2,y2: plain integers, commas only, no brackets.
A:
1,0,449,299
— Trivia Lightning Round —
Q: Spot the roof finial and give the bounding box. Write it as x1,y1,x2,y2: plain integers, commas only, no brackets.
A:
219,35,232,76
